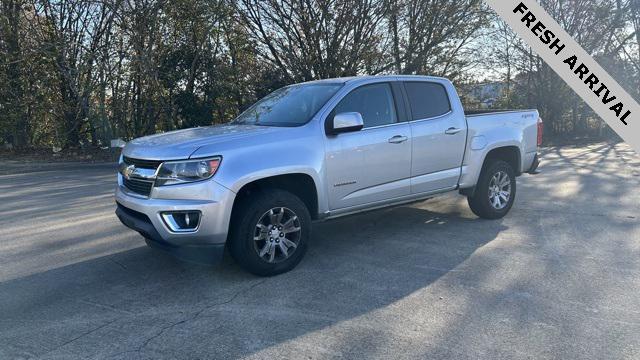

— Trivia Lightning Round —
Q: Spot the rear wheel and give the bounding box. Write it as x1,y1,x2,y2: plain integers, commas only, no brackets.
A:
229,189,311,276
467,160,516,219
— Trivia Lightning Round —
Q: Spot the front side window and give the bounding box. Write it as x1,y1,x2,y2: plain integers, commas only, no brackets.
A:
404,82,451,120
334,83,397,128
233,83,343,127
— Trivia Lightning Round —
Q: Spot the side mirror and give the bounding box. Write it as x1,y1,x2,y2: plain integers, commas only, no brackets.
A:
330,112,364,134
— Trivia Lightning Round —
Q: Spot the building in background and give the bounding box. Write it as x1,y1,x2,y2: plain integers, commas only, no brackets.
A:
458,82,507,109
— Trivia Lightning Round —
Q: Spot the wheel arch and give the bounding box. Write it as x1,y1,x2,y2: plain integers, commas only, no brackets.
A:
482,145,522,176
460,145,522,197
230,173,320,221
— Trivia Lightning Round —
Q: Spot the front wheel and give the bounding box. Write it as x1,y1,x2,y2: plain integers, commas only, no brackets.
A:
467,160,516,219
229,189,311,276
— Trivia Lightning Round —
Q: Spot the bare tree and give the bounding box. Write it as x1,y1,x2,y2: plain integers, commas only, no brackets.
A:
237,0,388,82
485,0,630,137
27,0,120,147
386,0,489,79
1,0,638,149
0,0,28,147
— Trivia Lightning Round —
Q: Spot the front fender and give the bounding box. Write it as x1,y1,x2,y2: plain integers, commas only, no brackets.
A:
226,166,323,196
190,124,328,214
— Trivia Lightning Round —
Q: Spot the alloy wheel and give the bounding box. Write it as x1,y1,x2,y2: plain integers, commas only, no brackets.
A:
252,207,302,263
488,171,511,210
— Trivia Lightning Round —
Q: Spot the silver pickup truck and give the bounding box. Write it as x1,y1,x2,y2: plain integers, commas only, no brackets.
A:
115,75,542,276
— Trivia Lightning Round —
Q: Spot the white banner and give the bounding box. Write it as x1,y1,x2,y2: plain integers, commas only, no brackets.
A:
485,0,640,153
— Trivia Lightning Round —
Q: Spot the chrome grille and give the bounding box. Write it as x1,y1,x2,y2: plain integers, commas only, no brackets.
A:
123,178,154,196
120,156,162,196
123,156,162,169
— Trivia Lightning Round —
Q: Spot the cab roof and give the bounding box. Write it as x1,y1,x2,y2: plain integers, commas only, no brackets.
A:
299,75,449,86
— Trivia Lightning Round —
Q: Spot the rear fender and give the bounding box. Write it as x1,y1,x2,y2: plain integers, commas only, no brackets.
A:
458,139,523,190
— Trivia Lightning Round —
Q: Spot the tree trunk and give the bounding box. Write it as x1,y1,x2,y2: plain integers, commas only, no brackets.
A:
4,0,28,148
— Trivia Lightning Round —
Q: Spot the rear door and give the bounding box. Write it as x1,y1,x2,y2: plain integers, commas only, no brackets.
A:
403,80,466,194
324,81,412,210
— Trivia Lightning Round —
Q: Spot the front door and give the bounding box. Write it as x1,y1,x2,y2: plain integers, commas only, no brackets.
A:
324,82,412,210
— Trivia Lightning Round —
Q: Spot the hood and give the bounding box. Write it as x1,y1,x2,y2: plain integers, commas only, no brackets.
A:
123,124,281,160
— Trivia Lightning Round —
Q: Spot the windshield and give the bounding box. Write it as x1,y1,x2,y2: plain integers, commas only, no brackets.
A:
232,83,343,127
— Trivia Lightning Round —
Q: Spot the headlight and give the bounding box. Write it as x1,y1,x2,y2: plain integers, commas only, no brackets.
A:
155,157,221,186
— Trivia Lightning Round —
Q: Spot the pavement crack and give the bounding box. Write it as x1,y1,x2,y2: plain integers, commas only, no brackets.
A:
37,319,118,358
108,256,127,271
133,278,268,353
79,299,135,315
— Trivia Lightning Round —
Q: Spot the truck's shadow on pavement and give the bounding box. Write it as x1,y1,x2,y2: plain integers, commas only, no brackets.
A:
0,195,506,359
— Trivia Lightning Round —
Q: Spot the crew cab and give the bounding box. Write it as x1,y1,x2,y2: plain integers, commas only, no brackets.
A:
115,75,542,276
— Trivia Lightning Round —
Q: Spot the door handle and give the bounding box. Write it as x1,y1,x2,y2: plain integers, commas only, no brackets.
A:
388,135,408,144
445,127,463,135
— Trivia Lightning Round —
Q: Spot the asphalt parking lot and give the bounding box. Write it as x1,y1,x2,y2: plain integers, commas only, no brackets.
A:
1,142,639,359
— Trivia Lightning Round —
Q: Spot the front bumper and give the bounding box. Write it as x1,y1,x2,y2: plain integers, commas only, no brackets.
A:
115,178,236,263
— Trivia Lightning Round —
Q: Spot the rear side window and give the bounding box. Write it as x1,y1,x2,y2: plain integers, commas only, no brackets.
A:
334,83,397,128
404,82,451,120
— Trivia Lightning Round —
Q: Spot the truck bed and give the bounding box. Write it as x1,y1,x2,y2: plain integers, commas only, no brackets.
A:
457,108,540,189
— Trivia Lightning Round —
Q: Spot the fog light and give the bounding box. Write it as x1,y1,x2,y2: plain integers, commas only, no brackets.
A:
161,211,201,232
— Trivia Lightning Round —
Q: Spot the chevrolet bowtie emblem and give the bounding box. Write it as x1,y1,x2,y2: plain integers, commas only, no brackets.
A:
122,164,135,180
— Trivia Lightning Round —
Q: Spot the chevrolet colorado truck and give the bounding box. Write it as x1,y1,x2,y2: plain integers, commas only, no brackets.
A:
115,75,542,276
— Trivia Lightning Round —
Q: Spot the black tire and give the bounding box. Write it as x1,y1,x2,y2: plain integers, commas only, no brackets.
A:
467,160,516,219
229,189,311,276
